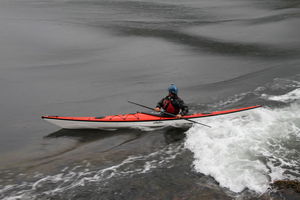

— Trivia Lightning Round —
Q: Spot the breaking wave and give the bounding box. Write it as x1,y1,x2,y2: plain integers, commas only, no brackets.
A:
185,87,300,193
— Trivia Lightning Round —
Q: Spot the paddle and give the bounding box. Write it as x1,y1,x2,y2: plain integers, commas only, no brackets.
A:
128,101,212,128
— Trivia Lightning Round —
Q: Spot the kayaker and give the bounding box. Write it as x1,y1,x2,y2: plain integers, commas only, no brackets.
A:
155,84,189,118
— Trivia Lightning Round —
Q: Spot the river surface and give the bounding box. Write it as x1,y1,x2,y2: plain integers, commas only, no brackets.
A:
0,0,299,199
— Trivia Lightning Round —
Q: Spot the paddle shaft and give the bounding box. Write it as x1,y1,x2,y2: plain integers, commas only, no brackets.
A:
128,101,211,128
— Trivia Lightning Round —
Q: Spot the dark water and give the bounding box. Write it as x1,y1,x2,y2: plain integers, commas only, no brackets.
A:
0,0,299,199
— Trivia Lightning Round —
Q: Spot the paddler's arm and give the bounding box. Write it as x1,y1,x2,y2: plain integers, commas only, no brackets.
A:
178,99,189,117
155,97,165,112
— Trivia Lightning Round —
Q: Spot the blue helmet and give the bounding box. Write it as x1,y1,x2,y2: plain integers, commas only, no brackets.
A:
168,84,178,95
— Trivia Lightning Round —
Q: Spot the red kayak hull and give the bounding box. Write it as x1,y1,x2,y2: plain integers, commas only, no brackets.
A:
42,105,262,129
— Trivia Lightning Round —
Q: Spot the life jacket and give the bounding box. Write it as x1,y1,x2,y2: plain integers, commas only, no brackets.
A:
162,98,180,114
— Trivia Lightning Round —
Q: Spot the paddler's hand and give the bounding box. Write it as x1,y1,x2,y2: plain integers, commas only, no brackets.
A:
176,114,182,119
154,107,161,112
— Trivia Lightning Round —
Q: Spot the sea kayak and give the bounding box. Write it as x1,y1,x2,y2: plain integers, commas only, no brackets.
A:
42,105,261,129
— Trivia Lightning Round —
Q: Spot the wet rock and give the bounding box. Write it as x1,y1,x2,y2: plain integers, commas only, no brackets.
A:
259,180,300,200
271,180,300,193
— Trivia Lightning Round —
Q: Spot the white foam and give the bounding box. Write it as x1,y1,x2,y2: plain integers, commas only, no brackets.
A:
185,102,300,193
1,143,183,200
262,88,300,103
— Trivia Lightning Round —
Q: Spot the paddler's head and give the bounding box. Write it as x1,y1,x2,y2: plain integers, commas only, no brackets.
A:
168,84,178,96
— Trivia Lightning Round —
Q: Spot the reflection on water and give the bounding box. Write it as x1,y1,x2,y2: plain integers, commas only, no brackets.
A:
45,128,139,143
45,127,187,146
162,127,188,144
